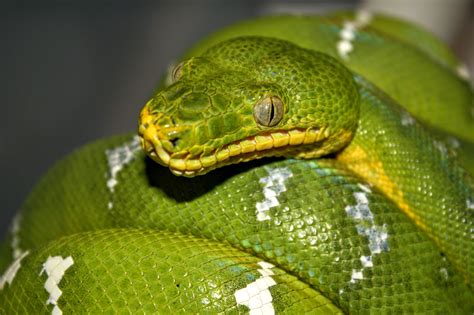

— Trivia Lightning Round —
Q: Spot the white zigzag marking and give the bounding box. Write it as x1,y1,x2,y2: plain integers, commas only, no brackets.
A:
0,213,29,290
105,136,141,209
345,187,389,283
255,167,293,221
337,10,373,60
40,256,74,315
235,261,277,315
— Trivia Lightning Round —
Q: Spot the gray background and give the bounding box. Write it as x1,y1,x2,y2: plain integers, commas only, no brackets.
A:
1,0,472,237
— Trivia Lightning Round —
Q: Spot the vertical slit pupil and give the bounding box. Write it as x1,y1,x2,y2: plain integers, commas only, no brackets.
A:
269,99,275,124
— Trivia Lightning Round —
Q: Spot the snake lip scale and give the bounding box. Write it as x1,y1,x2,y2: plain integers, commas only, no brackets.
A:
139,122,326,176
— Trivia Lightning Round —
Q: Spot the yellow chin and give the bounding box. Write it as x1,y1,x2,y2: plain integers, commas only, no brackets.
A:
139,125,330,177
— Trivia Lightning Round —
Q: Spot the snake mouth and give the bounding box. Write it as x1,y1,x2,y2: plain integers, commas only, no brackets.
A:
139,124,327,176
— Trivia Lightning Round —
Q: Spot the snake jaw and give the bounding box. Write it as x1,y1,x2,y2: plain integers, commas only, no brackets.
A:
140,117,330,176
138,105,172,167
139,128,170,166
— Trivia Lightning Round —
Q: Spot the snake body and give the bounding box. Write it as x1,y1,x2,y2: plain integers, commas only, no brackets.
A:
1,11,473,314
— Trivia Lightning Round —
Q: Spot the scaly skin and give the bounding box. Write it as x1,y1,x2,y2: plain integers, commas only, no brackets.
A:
1,11,473,314
183,12,474,143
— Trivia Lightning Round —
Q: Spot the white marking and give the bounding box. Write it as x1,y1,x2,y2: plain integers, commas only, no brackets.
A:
0,213,30,290
442,137,460,157
446,137,460,150
350,269,364,283
357,183,372,193
0,251,30,290
345,188,389,283
10,214,24,260
467,198,474,210
355,10,372,25
337,40,353,59
360,255,373,268
340,24,356,41
400,111,415,126
40,256,74,315
440,268,448,280
255,167,293,221
354,192,368,205
235,261,276,315
456,64,470,80
105,136,141,208
433,140,448,156
337,10,373,59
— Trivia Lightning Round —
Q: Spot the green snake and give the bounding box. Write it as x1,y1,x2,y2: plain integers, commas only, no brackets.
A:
1,11,474,314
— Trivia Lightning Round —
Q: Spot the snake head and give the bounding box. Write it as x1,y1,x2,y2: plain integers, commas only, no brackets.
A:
139,36,359,176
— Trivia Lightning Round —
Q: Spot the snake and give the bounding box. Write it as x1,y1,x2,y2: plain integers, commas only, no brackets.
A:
1,10,473,314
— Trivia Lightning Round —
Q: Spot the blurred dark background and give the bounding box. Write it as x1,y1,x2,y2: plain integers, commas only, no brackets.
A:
1,0,472,237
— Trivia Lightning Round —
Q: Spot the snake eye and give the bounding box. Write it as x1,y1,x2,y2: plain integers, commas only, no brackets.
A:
253,96,284,127
171,62,184,82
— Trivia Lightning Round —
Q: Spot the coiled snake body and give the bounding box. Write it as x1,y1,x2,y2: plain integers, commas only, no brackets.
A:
1,11,473,314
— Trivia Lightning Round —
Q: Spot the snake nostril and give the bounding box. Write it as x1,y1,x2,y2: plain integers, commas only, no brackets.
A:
161,135,180,153
170,137,180,148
